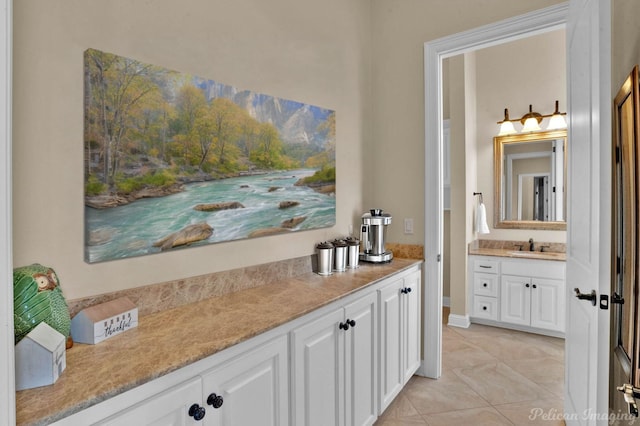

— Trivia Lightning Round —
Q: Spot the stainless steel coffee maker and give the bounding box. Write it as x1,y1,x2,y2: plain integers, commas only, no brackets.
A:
359,209,393,263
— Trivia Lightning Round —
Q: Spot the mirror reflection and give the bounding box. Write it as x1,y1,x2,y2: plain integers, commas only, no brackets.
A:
494,130,567,230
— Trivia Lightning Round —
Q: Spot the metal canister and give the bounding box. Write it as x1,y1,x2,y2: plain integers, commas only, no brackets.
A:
316,241,334,275
333,239,348,272
346,237,360,268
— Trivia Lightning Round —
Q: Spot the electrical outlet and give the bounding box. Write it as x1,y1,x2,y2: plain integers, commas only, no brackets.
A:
404,218,414,234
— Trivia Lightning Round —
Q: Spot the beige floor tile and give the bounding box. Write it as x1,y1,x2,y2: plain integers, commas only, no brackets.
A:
423,406,514,426
494,398,565,426
378,394,421,420
465,333,562,362
504,356,564,397
402,373,490,415
453,362,555,405
374,415,428,425
447,323,519,340
442,338,500,371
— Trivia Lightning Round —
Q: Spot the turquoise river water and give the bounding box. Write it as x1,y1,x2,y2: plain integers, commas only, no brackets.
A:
85,169,335,263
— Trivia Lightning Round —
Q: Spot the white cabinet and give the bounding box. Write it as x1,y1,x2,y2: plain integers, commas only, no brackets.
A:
52,264,422,426
378,270,421,414
500,275,565,332
98,336,288,426
100,378,203,426
291,291,378,426
470,258,500,321
469,255,565,335
201,336,289,426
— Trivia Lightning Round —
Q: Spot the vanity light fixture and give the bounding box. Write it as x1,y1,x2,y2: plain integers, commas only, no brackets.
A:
496,100,567,134
497,109,518,136
546,100,568,130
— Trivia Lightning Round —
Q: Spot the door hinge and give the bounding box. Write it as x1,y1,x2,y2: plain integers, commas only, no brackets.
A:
616,146,622,163
437,254,441,262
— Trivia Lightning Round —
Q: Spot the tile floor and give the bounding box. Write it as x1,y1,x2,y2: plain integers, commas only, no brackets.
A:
375,308,565,425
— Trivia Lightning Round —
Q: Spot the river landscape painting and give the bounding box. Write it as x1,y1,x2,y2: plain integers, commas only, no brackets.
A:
84,48,336,263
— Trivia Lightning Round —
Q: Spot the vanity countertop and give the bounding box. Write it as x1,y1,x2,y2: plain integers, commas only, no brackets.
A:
468,247,566,261
15,258,422,426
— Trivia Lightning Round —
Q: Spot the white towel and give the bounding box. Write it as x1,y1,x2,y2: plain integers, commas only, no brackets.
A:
476,202,490,234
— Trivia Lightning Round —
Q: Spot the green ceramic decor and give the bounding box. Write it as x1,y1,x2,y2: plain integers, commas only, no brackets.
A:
13,264,72,347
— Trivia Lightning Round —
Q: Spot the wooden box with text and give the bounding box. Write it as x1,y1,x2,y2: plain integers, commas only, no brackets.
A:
71,297,138,344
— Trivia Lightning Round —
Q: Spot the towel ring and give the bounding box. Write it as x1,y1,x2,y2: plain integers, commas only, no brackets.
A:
473,192,483,203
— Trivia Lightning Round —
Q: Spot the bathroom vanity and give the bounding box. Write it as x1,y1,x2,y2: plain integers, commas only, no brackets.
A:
468,244,566,337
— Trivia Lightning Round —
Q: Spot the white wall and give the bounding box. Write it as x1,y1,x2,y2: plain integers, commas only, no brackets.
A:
12,0,371,300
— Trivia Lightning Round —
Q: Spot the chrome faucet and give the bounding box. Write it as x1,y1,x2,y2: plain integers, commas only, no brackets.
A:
528,238,535,251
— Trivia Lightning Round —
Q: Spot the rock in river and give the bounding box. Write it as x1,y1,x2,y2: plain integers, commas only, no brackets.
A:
279,201,299,209
281,216,306,229
194,201,245,212
153,222,213,250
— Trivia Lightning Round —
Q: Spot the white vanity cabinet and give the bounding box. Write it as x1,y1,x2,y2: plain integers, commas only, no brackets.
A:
378,270,421,414
469,255,565,335
291,291,378,426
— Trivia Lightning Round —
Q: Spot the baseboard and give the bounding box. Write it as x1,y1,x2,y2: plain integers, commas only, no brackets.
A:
442,296,450,307
447,313,470,328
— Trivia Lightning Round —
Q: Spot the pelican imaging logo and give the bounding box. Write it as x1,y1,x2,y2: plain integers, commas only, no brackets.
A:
529,408,638,424
84,49,336,263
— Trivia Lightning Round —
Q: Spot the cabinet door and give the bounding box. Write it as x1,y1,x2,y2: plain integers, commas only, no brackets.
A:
100,378,202,426
402,272,421,384
530,278,565,332
292,307,345,426
344,292,377,426
378,278,403,413
201,335,288,426
500,275,531,326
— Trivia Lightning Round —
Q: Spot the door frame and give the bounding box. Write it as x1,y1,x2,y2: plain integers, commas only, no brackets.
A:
0,0,14,425
422,3,568,378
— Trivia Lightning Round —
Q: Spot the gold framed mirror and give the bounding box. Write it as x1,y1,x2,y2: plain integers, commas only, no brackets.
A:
493,129,567,230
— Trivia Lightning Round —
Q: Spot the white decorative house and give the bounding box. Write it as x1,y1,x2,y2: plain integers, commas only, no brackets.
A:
70,297,138,345
15,322,66,391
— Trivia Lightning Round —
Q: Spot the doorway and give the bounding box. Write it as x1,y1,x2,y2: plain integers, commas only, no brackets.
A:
422,3,568,379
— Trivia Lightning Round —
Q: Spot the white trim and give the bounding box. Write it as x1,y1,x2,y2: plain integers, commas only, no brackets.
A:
423,2,568,380
442,296,450,307
0,0,14,425
447,314,470,329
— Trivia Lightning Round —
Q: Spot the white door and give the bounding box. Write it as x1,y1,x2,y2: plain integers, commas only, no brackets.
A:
500,275,530,326
100,378,203,426
344,292,377,426
291,307,344,426
564,0,611,424
530,278,565,332
201,336,288,426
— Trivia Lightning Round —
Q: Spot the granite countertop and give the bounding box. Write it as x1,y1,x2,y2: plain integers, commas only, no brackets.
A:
15,258,422,426
468,247,566,261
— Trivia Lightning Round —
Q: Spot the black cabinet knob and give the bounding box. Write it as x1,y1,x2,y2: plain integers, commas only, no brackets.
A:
532,284,537,289
483,283,488,287
401,287,412,294
348,319,356,327
339,321,349,330
207,393,224,409
406,287,412,293
482,306,487,311
188,404,206,421
525,283,530,288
